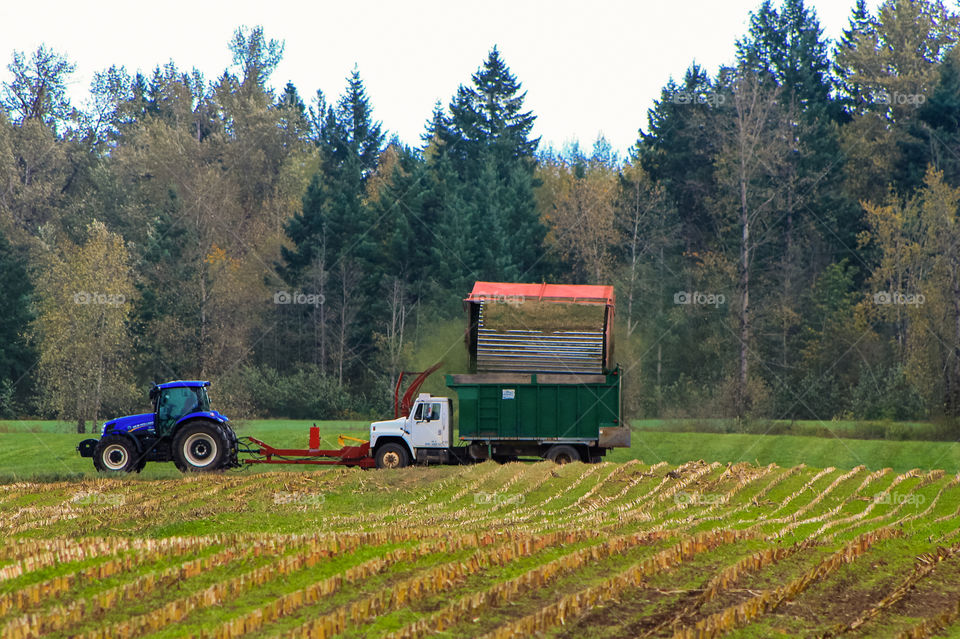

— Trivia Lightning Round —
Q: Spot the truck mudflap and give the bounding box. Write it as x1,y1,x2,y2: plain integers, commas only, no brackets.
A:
598,425,631,449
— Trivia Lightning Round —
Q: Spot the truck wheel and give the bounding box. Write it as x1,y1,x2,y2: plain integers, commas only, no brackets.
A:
173,421,229,472
93,435,140,473
545,445,581,464
376,443,410,469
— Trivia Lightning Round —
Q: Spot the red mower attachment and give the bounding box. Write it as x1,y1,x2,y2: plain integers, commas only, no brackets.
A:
239,426,376,468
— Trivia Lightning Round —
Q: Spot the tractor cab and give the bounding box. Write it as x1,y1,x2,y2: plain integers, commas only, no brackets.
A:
150,381,213,436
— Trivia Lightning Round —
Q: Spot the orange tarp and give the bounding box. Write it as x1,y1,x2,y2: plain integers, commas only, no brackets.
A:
465,282,614,307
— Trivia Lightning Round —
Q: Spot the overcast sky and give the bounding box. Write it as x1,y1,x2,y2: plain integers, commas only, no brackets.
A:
1,0,878,155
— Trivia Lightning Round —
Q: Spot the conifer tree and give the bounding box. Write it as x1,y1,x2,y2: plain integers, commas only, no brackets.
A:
434,47,545,282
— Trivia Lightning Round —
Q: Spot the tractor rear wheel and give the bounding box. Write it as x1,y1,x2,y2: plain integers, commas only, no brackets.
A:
93,435,140,473
172,421,229,472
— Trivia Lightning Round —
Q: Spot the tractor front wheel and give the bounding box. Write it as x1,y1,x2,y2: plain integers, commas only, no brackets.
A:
173,421,229,472
93,435,140,473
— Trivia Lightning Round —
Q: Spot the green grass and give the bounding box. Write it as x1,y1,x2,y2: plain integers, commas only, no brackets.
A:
632,417,960,441
619,429,960,473
2,417,960,480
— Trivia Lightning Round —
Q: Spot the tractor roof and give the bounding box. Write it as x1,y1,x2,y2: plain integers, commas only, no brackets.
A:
155,380,211,389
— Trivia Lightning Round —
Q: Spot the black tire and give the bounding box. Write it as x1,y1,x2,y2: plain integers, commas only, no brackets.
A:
93,435,140,473
213,422,239,468
375,443,410,469
172,421,229,472
545,445,581,464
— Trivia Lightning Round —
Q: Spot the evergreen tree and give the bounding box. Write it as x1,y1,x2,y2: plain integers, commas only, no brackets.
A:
276,81,311,147
914,48,960,186
0,229,32,416
635,64,723,252
433,47,545,283
734,0,859,268
835,0,874,113
282,69,384,280
736,0,839,121
280,70,385,380
836,0,960,198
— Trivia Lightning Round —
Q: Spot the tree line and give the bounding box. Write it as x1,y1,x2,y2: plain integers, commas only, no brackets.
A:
2,0,960,431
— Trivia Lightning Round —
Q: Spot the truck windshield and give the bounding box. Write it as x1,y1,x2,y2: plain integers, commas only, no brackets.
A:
414,403,440,420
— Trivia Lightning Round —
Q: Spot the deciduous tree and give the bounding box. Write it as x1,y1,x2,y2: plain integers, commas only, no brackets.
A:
31,221,136,432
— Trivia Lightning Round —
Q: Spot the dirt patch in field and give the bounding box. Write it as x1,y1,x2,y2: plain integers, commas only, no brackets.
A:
764,551,960,636
863,554,960,633
550,584,700,639
771,571,891,631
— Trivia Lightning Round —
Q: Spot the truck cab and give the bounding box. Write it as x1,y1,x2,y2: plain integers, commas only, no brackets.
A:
369,393,454,468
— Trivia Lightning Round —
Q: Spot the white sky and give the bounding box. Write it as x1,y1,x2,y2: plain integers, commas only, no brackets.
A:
1,0,878,156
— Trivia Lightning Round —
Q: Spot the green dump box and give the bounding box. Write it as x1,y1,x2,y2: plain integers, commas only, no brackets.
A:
445,368,628,450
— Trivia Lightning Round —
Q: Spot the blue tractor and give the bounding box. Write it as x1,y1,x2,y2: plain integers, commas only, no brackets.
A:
77,381,239,473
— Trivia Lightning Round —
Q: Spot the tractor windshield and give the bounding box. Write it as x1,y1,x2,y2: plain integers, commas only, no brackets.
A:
156,385,211,434
195,386,211,412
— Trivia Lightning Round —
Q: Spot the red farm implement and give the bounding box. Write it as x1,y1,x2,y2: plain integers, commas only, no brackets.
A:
239,428,376,468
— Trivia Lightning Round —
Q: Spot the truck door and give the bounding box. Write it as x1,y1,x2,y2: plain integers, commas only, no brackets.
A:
410,400,446,448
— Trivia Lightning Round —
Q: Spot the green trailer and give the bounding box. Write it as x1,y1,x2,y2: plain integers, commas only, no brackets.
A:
445,368,629,463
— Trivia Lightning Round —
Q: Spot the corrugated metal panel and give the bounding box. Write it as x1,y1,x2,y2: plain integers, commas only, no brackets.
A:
476,303,606,374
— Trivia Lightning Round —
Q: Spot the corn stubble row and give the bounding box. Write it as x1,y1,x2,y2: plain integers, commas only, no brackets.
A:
275,530,599,639
671,526,902,639
385,529,689,639
3,529,441,639
3,462,960,638
474,529,755,639
203,530,592,639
